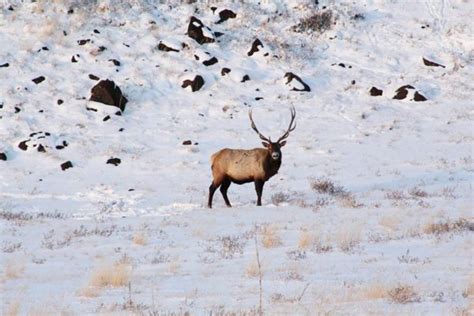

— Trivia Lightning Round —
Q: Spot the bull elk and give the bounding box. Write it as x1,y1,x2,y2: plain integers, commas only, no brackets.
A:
208,106,296,208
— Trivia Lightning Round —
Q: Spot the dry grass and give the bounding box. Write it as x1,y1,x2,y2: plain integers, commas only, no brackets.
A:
379,215,401,233
363,283,388,300
337,193,363,208
5,301,20,316
423,218,472,235
246,260,263,278
78,286,100,298
388,285,421,304
261,225,282,248
89,263,131,288
3,260,25,280
298,231,314,250
335,224,362,252
132,232,147,246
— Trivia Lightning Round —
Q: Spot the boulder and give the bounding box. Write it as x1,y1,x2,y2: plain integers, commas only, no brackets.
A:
182,75,205,92
369,87,383,96
216,9,236,24
187,16,215,44
90,79,128,112
284,72,311,92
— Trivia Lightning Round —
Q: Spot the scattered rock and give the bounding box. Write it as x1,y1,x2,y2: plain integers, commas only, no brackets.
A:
369,87,383,96
284,72,311,92
414,91,427,102
182,140,192,145
247,39,264,56
221,68,231,76
71,55,78,63
93,29,100,34
15,106,21,113
90,79,128,112
103,115,111,121
157,42,180,52
187,16,215,44
109,59,121,66
423,57,445,68
241,75,250,82
214,31,224,37
57,99,64,105
203,57,218,66
216,9,236,24
255,97,263,101
32,76,46,84
37,144,46,153
182,75,205,92
211,6,217,13
0,63,9,68
61,161,73,171
107,157,121,166
77,39,90,45
0,152,7,161
89,74,99,80
393,85,415,100
18,140,29,151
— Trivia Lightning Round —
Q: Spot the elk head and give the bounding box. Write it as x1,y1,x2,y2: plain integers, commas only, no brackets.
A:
248,106,296,161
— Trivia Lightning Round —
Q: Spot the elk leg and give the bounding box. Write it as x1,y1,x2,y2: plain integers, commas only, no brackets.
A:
219,178,232,207
208,182,219,208
254,180,264,206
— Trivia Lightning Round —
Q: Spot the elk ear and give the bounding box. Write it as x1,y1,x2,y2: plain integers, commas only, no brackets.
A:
262,142,270,148
279,141,287,147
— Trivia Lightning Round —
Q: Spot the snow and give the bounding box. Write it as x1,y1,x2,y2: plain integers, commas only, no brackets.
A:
0,0,472,315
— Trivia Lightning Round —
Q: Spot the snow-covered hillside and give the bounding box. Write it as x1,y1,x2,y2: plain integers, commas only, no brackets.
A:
1,0,472,314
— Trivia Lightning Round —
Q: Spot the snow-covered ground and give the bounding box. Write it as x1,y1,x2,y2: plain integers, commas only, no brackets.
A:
1,0,473,314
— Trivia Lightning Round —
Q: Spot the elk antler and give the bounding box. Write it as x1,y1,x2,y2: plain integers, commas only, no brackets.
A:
249,109,271,143
277,106,296,144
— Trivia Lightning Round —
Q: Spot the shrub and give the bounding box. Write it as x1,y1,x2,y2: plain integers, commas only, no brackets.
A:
271,192,290,206
292,10,333,33
388,285,420,304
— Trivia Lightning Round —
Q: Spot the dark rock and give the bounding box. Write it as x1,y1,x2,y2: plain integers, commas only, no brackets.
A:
15,106,21,113
89,74,100,80
86,107,97,112
216,9,236,24
157,42,180,52
255,97,263,101
369,87,383,96
109,59,121,66
248,39,264,56
0,63,9,68
61,161,73,171
284,72,311,92
352,80,356,85
203,57,218,66
214,31,224,37
181,75,205,92
187,16,215,44
32,76,45,84
107,157,121,166
93,29,100,34
182,140,192,145
103,115,111,121
241,75,250,82
338,63,346,68
41,46,49,51
8,5,14,11
98,46,107,52
352,13,365,20
57,99,64,105
211,6,217,13
67,8,74,14
221,68,231,76
414,91,427,101
71,55,78,63
423,57,445,68
393,85,415,100
37,144,46,153
77,39,90,45
18,140,29,151
90,79,128,112
0,152,6,161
